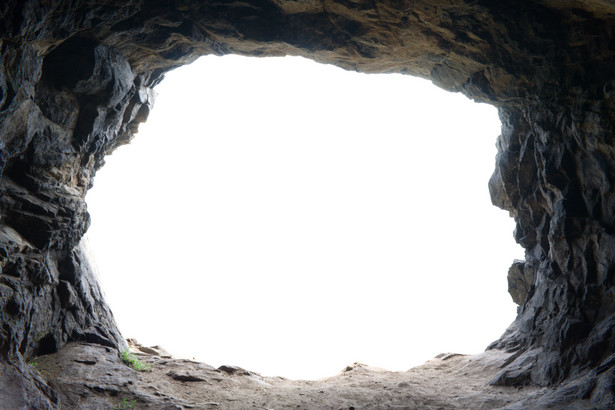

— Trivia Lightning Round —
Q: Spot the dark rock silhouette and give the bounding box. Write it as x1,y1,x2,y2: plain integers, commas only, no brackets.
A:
1,1,615,407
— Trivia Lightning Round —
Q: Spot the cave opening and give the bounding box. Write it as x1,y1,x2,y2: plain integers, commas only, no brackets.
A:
85,55,523,380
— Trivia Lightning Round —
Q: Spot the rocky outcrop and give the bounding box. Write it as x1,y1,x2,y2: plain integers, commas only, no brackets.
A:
1,1,615,408
488,99,615,391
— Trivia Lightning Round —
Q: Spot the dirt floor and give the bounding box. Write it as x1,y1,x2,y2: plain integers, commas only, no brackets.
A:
30,338,576,409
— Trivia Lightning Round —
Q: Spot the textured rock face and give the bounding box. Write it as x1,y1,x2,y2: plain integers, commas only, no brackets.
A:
1,0,615,407
31,342,544,409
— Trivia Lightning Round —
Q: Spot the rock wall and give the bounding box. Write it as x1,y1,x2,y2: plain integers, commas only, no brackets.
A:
1,0,615,407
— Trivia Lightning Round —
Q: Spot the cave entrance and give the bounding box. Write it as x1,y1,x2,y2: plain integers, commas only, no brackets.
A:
86,55,522,380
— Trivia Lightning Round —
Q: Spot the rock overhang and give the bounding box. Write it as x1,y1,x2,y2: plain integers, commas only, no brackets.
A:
1,1,615,407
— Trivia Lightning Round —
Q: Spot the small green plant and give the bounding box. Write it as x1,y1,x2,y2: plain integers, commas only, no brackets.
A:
113,397,137,409
121,349,152,372
28,356,39,368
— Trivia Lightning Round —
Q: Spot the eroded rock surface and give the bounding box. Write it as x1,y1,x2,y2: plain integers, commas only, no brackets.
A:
1,0,615,408
36,341,548,409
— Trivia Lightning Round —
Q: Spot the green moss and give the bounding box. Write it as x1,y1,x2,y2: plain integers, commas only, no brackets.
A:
121,349,152,372
113,397,137,409
27,356,39,368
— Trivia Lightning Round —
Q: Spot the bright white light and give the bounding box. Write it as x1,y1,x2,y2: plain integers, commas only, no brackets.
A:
86,55,523,380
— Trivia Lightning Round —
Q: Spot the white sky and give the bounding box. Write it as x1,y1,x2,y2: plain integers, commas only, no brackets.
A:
86,55,524,380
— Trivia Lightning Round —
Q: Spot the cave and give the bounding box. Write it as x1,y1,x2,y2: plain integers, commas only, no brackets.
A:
86,54,516,379
1,1,615,408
